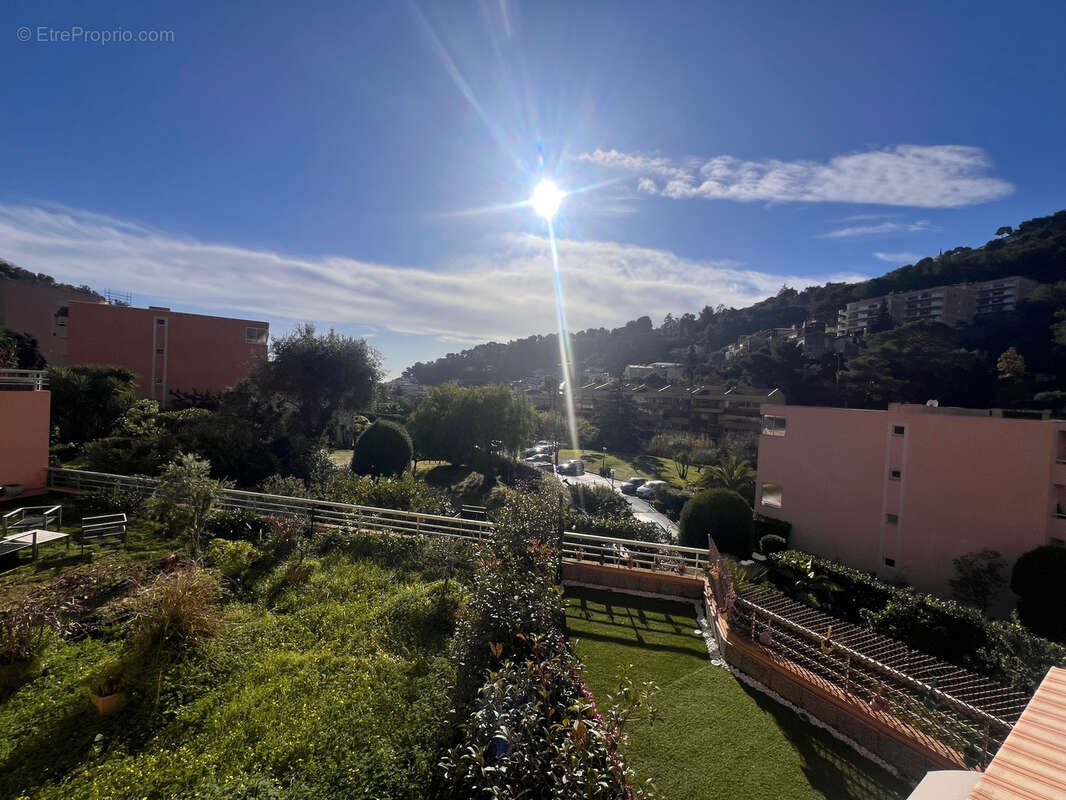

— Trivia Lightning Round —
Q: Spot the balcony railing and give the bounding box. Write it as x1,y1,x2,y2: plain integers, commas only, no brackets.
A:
0,369,48,390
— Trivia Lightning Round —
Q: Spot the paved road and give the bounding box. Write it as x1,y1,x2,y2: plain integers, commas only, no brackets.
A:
556,470,679,540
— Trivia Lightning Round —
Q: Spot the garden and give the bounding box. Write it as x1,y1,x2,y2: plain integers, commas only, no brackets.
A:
0,461,655,799
565,587,911,800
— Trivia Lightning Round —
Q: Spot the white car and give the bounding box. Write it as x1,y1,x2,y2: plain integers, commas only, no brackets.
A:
636,480,668,500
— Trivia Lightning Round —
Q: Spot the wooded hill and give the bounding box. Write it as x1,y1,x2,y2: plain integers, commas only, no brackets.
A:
403,210,1066,391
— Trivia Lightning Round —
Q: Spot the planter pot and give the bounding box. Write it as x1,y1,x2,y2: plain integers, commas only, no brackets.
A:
284,564,313,583
90,690,126,715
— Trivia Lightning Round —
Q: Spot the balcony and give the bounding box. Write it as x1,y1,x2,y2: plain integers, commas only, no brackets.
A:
0,369,48,391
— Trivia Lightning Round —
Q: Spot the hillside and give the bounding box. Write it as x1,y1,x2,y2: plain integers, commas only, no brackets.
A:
404,210,1066,386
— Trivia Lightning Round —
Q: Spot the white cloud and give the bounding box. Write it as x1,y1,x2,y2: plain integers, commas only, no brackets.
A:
578,145,1013,208
873,251,924,264
0,203,869,348
817,220,937,238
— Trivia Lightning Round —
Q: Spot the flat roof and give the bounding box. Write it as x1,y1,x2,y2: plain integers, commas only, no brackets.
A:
968,667,1066,800
68,300,268,327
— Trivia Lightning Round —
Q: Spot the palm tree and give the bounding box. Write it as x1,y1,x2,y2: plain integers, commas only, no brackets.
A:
698,454,756,493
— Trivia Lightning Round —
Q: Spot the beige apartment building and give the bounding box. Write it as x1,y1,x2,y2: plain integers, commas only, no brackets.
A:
756,402,1066,599
836,275,1038,335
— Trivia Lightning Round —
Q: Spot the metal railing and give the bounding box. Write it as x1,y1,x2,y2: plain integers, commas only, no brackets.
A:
562,530,708,573
0,369,48,390
703,535,1027,768
47,468,707,572
2,504,62,535
47,468,494,545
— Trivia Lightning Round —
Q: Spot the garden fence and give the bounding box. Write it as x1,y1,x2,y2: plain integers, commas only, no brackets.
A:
47,467,708,573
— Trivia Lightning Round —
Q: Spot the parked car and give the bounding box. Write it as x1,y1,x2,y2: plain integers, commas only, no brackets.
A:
556,459,585,476
619,477,646,495
636,480,668,500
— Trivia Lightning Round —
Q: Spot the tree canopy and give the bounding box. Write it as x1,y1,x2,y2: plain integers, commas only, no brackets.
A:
407,384,535,467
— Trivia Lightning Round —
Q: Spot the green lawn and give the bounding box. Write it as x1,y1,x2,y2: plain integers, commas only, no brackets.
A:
566,587,910,800
328,448,354,467
1,533,459,799
558,449,696,489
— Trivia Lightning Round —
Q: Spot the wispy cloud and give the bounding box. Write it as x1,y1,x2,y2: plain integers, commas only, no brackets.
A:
0,204,869,348
873,251,924,264
817,220,937,239
578,145,1013,208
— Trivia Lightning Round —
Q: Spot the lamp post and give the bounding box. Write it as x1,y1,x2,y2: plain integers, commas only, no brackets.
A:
602,446,607,478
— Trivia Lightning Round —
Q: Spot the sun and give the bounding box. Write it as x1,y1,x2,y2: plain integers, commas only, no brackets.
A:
530,179,564,220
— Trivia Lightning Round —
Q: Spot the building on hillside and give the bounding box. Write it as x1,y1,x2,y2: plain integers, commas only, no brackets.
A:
388,376,428,399
836,276,1038,335
755,402,1066,601
724,321,835,361
974,275,1039,315
575,380,784,439
623,362,686,381
65,302,268,407
0,369,51,496
0,277,105,365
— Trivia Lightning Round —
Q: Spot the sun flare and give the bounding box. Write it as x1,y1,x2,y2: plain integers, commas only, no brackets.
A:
530,179,564,220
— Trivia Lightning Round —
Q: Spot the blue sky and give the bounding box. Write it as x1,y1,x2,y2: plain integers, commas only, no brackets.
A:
2,1,1064,376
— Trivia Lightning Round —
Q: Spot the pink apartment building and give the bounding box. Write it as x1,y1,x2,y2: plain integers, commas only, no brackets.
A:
755,403,1066,598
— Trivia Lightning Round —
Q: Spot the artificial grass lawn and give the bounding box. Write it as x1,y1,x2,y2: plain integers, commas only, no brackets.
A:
566,587,911,800
1,544,459,799
558,449,694,490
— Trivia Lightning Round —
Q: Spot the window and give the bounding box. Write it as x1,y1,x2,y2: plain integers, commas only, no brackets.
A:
245,326,269,344
157,318,167,325
883,557,896,567
885,513,899,524
153,378,163,384
761,415,786,437
892,425,905,435
155,347,165,355
761,483,783,509
890,469,901,480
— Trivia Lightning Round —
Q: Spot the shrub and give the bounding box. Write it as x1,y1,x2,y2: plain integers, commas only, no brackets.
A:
753,513,791,544
760,534,788,555
678,488,754,557
450,485,565,708
258,474,309,498
769,549,1066,693
652,486,690,520
950,549,1007,614
129,566,222,659
205,538,259,578
0,599,55,669
569,483,628,516
323,471,453,516
151,453,232,552
80,485,153,517
206,508,271,543
564,510,670,544
1011,546,1066,642
351,420,412,477
441,636,652,800
451,470,486,501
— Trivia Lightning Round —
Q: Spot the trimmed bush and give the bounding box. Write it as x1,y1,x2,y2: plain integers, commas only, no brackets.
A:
678,488,754,557
205,538,259,578
564,510,670,544
351,420,412,477
652,486,691,520
1011,546,1066,642
760,534,788,555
